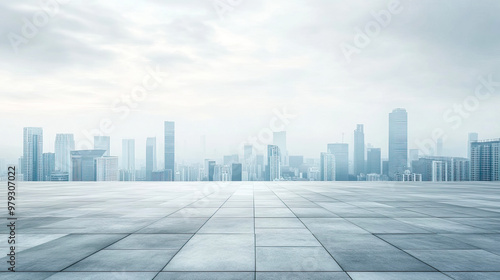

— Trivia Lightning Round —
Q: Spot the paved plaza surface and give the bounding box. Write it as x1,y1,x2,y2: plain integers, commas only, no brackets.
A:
0,181,500,279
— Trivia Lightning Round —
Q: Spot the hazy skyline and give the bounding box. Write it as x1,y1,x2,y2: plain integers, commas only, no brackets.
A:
1,0,499,164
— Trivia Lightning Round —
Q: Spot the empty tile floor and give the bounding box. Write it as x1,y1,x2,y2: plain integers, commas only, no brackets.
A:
0,181,499,279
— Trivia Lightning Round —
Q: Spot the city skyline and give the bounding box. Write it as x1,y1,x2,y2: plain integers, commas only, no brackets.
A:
11,118,499,182
2,112,495,167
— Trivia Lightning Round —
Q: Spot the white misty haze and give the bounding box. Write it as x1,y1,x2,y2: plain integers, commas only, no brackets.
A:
0,0,499,165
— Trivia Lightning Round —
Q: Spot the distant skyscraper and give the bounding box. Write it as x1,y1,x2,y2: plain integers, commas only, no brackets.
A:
122,139,135,172
468,132,478,159
146,137,157,181
470,139,500,181
320,152,335,181
164,121,175,181
366,148,381,174
94,136,111,156
71,150,106,181
327,143,349,181
244,144,255,181
42,152,55,181
208,160,216,181
55,133,75,173
23,127,43,181
273,131,288,166
354,124,365,176
231,163,242,181
267,145,281,181
388,108,408,179
95,156,119,181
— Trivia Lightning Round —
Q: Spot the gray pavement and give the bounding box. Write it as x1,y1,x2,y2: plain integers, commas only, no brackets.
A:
0,181,499,279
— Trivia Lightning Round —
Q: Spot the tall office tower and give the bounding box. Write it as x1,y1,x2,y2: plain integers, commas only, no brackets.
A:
320,152,336,181
243,144,255,181
231,163,242,181
42,152,55,181
94,136,111,156
366,148,381,174
146,137,157,181
71,150,106,181
208,160,216,181
388,108,408,180
409,149,419,168
273,131,288,166
436,137,443,156
327,143,349,181
470,139,500,181
267,145,281,181
468,132,478,159
95,156,119,181
223,154,239,165
164,121,175,181
55,134,75,173
122,139,135,172
353,124,365,176
23,127,43,181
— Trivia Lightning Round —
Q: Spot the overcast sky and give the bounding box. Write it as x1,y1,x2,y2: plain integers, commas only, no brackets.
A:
1,0,499,166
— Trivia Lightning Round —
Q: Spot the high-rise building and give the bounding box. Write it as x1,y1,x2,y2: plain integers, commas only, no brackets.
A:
267,145,281,181
231,163,242,181
94,136,111,156
122,139,135,172
470,139,500,181
353,124,365,176
243,144,255,181
468,133,478,159
327,143,349,181
95,156,119,181
70,150,106,181
164,121,175,181
320,152,335,181
55,133,75,173
366,148,381,174
23,127,43,181
273,131,288,166
146,137,157,181
42,152,55,181
388,108,408,179
208,160,216,181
